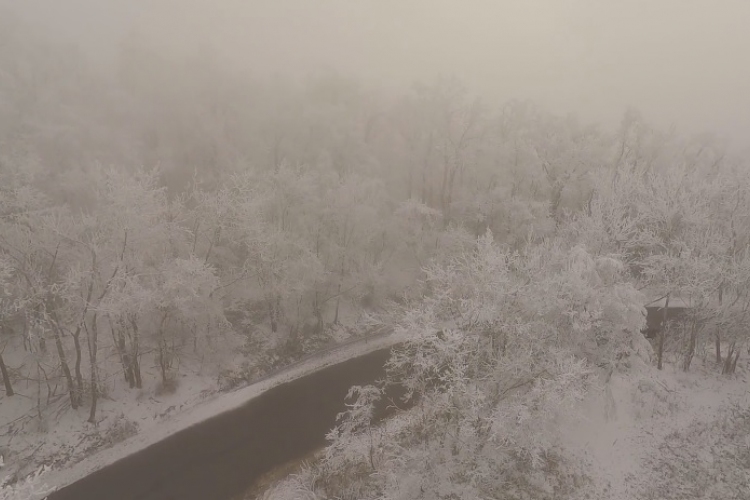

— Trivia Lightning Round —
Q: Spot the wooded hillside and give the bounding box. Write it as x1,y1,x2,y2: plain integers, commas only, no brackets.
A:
1,18,750,499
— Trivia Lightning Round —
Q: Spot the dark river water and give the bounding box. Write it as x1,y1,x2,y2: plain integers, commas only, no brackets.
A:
47,345,404,500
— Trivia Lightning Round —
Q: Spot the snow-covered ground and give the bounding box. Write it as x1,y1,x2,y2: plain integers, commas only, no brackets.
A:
1,329,403,500
1,367,220,474
560,353,750,500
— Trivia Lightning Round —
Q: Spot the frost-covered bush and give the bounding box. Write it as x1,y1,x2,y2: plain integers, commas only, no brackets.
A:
261,466,320,500
641,402,750,499
0,466,52,500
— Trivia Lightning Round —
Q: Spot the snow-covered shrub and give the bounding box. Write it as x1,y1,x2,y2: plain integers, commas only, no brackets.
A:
103,415,139,446
641,402,750,499
0,466,52,500
261,466,320,500
631,378,681,419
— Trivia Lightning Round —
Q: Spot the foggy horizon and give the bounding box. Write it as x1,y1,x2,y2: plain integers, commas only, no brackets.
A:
5,0,750,151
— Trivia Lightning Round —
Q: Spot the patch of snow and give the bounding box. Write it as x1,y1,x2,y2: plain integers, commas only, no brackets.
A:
1,359,223,485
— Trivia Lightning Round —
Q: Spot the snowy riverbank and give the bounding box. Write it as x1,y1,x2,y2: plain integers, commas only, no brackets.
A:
5,329,403,500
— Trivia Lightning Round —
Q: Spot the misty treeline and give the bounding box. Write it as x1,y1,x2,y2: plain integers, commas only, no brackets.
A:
1,12,749,455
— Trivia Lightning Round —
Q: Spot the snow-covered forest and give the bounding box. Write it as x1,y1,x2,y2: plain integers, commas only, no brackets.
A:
2,3,750,499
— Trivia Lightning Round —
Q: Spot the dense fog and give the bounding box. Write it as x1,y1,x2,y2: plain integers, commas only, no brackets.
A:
2,3,750,500
5,0,750,149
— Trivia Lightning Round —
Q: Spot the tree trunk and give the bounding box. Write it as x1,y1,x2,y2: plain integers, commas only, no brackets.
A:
312,292,324,334
107,315,125,383
156,311,171,385
72,330,85,405
268,298,278,333
682,325,696,372
113,322,133,387
716,284,723,363
133,351,142,389
421,133,433,206
22,317,30,352
444,161,461,225
158,339,169,384
334,259,344,326
731,350,740,374
334,290,341,325
276,295,282,331
0,351,14,396
128,314,142,389
87,315,100,424
722,341,736,375
36,363,42,421
440,158,450,213
38,362,53,404
50,322,78,409
657,294,670,371
715,332,722,364
656,328,665,370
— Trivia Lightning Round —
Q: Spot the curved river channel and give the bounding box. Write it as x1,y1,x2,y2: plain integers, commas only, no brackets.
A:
47,344,406,500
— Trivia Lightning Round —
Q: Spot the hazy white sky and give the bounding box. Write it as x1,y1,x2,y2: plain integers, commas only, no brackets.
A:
6,0,750,149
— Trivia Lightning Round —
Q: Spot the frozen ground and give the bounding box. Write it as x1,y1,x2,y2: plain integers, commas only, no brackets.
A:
560,352,750,500
0,328,403,500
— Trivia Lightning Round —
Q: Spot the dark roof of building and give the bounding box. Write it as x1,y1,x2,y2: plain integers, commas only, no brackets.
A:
645,296,693,309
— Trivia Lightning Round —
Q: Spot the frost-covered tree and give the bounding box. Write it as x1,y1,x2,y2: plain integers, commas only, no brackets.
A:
0,255,16,397
573,118,750,372
309,230,646,500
